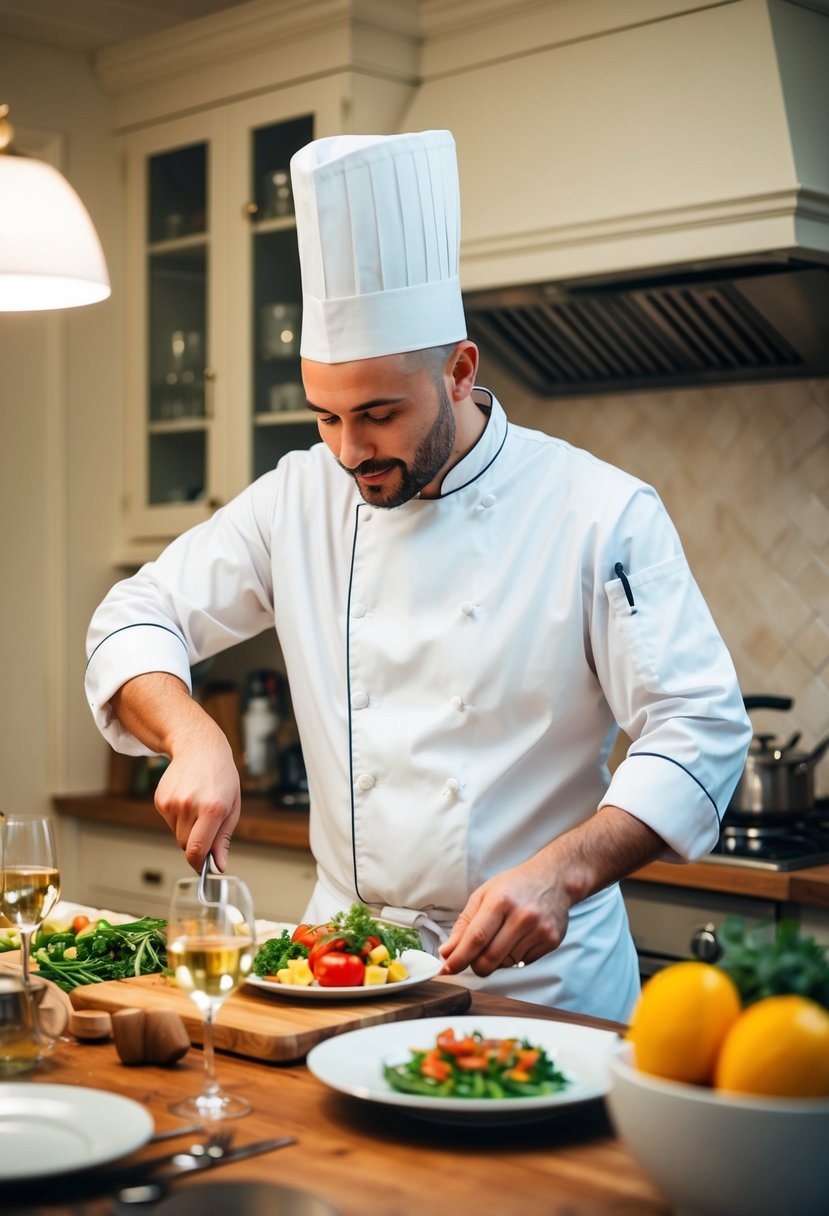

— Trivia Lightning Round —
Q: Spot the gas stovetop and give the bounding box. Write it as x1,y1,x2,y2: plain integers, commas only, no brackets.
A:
705,809,829,871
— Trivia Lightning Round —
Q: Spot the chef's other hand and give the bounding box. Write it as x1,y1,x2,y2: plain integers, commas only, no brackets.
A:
438,856,571,977
153,723,241,874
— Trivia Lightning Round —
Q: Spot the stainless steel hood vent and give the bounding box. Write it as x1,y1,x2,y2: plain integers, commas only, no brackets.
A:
465,264,829,396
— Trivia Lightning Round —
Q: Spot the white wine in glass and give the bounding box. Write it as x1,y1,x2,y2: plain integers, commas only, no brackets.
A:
0,815,60,986
167,873,256,1120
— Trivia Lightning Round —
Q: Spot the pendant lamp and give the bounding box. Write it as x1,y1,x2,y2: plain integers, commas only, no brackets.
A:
0,103,110,312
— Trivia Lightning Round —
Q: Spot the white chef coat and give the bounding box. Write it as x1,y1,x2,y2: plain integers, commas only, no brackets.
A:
85,389,750,1021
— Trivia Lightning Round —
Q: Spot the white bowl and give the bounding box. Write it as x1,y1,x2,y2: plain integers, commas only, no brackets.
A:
605,1044,829,1216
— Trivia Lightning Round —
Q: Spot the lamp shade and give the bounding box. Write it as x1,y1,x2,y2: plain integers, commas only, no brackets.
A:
0,154,110,311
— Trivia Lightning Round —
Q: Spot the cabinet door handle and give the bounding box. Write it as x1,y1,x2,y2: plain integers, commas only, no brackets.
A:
243,201,259,219
141,869,164,887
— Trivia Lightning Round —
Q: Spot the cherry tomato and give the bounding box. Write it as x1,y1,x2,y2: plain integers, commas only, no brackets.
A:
313,951,365,987
291,923,330,950
71,915,91,935
359,934,381,960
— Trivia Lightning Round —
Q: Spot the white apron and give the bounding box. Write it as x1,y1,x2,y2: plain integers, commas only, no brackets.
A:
86,389,750,1021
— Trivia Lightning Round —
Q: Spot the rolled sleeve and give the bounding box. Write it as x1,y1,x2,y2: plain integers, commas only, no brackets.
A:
601,752,721,859
84,623,192,754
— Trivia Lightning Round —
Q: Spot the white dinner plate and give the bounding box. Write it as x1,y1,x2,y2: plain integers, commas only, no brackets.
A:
0,1083,154,1181
306,1015,622,1125
246,947,441,1000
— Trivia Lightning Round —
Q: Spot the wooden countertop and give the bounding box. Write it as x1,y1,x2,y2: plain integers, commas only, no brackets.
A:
53,794,829,910
11,990,669,1216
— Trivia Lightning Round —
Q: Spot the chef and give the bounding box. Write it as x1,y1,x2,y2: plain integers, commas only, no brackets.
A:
85,129,751,1020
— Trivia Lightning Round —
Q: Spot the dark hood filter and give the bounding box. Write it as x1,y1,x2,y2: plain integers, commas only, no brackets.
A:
464,263,829,396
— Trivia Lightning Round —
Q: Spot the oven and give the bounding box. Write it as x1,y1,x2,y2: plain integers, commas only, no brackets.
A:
621,880,779,980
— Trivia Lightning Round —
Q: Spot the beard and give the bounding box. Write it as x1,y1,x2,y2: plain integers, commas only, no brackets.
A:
339,380,456,509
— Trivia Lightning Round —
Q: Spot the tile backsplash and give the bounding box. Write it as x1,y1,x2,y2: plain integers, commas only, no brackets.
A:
480,362,829,798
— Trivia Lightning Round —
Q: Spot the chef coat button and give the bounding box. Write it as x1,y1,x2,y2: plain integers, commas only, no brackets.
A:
460,600,475,616
355,773,375,792
444,778,460,795
480,494,496,508
450,694,464,712
351,602,367,619
351,691,369,710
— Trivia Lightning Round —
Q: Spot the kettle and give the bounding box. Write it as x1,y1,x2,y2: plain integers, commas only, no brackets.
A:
727,695,829,820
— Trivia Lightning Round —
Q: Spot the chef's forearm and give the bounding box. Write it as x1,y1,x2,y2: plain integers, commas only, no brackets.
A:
541,805,665,906
110,671,217,758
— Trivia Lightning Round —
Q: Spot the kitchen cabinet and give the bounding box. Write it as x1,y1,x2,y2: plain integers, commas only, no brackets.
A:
101,2,420,561
121,90,332,554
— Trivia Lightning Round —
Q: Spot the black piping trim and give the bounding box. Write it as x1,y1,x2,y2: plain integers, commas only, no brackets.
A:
438,396,508,500
346,502,368,903
84,622,187,674
629,751,722,824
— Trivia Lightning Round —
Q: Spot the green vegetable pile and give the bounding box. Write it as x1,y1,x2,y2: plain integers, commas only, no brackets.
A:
33,917,168,992
383,1029,570,1100
717,915,829,1010
252,902,422,977
0,928,20,954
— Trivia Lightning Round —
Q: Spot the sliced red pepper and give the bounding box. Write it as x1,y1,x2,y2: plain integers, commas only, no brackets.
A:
420,1050,452,1082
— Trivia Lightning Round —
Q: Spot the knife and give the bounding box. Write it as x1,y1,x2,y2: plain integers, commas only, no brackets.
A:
113,1136,297,1206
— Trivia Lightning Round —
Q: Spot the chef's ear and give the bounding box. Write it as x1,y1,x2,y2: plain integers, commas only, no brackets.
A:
446,340,478,402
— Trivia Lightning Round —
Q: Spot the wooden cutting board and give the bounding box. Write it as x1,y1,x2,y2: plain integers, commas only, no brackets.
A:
69,973,472,1062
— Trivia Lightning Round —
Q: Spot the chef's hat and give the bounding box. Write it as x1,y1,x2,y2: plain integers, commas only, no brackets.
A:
290,129,466,363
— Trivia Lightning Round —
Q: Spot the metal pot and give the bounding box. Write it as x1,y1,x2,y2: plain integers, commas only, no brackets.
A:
727,695,829,820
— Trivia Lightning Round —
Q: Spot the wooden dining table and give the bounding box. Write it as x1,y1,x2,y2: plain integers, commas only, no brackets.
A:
0,984,671,1216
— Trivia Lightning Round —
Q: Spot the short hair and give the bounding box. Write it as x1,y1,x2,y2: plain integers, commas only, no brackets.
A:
401,342,459,377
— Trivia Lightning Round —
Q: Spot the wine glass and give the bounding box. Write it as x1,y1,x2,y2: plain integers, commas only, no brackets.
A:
0,815,60,986
166,872,256,1121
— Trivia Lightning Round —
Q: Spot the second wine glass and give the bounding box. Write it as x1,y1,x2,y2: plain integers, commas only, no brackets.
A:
0,814,60,986
166,872,256,1121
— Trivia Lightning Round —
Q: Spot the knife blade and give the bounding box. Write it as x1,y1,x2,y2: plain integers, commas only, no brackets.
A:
113,1136,297,1206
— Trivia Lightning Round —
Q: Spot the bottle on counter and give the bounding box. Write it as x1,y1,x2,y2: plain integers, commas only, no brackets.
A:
242,673,280,792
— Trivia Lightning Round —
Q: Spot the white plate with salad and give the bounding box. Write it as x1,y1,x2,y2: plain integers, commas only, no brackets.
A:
306,1016,622,1125
0,1083,154,1181
247,946,441,1000
245,906,442,1000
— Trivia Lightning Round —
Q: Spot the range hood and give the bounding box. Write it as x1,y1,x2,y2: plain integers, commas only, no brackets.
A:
464,260,829,395
403,0,829,394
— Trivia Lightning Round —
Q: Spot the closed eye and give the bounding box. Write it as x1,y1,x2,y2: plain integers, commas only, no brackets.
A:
316,411,397,427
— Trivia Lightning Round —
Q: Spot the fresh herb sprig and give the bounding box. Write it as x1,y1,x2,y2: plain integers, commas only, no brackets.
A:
252,930,308,977
34,916,168,992
716,915,829,1010
328,903,422,957
252,903,422,978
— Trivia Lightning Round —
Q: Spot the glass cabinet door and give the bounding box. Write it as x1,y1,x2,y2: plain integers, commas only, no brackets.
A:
249,114,317,481
147,142,210,506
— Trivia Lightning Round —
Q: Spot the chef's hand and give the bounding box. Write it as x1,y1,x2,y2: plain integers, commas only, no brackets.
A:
153,730,241,873
438,806,665,976
438,852,571,977
110,671,241,872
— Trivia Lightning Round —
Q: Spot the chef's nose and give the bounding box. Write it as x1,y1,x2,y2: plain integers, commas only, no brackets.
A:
337,423,373,470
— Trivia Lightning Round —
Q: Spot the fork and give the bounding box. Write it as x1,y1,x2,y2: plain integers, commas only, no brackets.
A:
197,854,219,904
94,1129,235,1191
112,1134,295,1207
